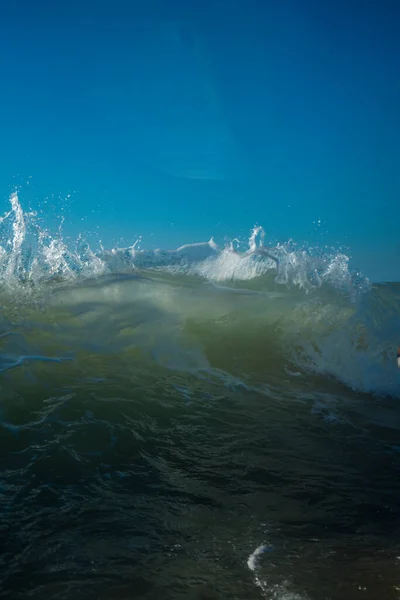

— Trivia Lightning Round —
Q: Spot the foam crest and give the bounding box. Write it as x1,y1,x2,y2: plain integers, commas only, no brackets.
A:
0,193,368,299
1,192,397,400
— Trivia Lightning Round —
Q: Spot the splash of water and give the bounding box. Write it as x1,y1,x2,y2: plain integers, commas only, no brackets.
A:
1,192,398,399
0,193,369,299
247,543,307,599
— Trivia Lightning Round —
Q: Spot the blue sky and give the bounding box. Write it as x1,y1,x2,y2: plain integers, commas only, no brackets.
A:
0,0,399,281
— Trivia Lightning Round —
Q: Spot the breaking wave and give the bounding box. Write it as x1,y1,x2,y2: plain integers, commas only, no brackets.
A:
0,192,399,399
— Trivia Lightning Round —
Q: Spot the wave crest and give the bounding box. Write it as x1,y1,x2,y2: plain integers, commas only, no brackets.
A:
0,193,398,399
0,194,368,299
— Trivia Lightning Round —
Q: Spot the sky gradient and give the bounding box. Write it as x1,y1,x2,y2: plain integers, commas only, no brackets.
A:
0,0,399,281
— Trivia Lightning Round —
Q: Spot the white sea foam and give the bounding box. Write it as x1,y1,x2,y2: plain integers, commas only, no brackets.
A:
247,544,307,599
0,193,367,294
0,192,399,399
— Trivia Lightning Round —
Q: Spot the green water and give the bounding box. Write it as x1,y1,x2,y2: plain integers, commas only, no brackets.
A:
1,274,400,599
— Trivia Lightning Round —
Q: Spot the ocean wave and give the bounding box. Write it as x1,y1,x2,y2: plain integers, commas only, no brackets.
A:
0,194,368,294
0,192,399,399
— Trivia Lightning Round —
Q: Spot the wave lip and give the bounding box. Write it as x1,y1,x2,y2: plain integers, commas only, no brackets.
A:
0,192,399,400
0,193,369,298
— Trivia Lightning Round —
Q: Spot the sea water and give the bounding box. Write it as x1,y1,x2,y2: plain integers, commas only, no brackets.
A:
1,193,400,599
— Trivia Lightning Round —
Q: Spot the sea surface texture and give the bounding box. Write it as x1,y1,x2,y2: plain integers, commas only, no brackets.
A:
0,194,400,599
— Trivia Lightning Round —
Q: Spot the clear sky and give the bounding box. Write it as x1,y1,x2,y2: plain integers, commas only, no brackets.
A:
0,0,399,281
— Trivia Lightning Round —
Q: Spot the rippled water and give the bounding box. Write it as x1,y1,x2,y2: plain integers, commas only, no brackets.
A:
1,195,400,599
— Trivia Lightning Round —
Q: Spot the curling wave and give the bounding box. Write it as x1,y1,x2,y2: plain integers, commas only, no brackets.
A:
0,192,399,399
